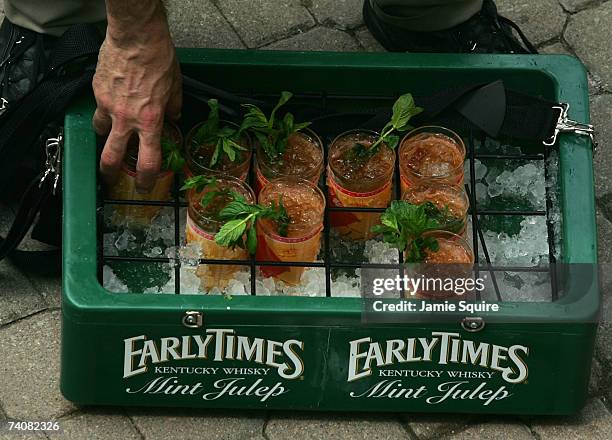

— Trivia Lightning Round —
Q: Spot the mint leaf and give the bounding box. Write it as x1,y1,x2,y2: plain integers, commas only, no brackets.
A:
215,218,248,249
240,92,310,162
194,99,220,145
361,92,424,159
181,175,216,192
219,200,257,220
192,99,248,168
391,93,423,130
246,224,258,255
370,200,442,262
214,197,290,252
161,137,185,172
269,91,293,129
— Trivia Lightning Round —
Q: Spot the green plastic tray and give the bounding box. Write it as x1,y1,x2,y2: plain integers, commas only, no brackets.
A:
61,50,598,415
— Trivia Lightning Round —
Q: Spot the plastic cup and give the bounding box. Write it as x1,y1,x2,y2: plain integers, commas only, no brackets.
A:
185,177,255,291
327,129,395,240
184,120,251,181
402,183,470,237
256,178,325,286
405,230,475,300
108,122,182,227
399,126,466,194
254,129,323,194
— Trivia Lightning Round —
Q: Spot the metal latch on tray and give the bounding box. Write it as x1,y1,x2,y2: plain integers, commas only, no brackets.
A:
544,103,595,147
182,311,203,328
461,317,485,332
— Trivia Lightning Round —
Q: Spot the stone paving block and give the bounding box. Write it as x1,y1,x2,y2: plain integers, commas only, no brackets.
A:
532,398,612,439
265,413,410,440
403,413,470,439
565,2,612,90
447,422,533,439
263,27,361,51
130,408,265,440
164,0,244,49
26,273,61,309
588,358,602,396
0,426,46,440
48,411,141,440
496,0,566,46
539,43,571,55
217,0,315,48
591,94,612,197
559,0,598,13
309,0,364,29
0,259,47,327
354,27,385,52
0,310,75,420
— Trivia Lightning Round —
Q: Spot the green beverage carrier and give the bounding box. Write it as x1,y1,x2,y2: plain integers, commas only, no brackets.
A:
60,50,598,415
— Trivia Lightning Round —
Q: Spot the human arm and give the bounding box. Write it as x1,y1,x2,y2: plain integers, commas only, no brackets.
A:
93,0,182,192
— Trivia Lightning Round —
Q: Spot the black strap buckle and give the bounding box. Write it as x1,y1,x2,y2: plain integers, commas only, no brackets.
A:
544,103,595,147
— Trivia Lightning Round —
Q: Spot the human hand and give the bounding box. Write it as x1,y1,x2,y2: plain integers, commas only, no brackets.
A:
93,2,182,193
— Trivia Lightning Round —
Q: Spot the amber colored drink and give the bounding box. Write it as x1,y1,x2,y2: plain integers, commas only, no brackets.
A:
402,183,470,236
185,177,255,291
408,230,475,300
327,130,395,240
255,129,323,194
184,120,251,180
399,126,465,193
108,122,182,227
256,178,325,286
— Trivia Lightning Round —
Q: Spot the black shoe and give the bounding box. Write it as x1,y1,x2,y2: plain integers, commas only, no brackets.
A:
363,0,538,54
0,18,56,119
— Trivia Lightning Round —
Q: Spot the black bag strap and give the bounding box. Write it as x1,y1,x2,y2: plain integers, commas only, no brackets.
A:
182,76,593,146
0,24,102,270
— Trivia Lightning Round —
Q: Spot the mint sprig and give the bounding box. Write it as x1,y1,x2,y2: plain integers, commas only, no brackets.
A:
240,91,310,162
215,199,289,254
181,175,217,193
161,136,185,172
348,93,423,161
371,200,441,262
193,99,248,168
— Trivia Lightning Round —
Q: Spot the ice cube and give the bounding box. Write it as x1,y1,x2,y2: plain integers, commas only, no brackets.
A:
331,274,361,297
474,159,487,180
103,265,129,293
143,246,162,258
114,230,135,251
179,242,202,267
475,182,488,205
226,279,247,296
365,240,399,264
487,183,503,198
104,233,118,256
209,287,223,295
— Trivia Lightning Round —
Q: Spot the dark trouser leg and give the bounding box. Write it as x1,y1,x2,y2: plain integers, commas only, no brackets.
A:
370,0,484,32
3,0,106,36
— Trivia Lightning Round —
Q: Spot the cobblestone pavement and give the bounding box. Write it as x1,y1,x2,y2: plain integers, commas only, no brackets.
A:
1,0,612,439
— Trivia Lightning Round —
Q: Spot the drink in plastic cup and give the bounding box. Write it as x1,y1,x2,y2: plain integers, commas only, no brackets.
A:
254,129,323,194
108,122,182,227
406,230,475,300
402,183,470,237
185,177,255,291
327,129,395,240
184,120,251,181
256,178,325,286
399,126,466,194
